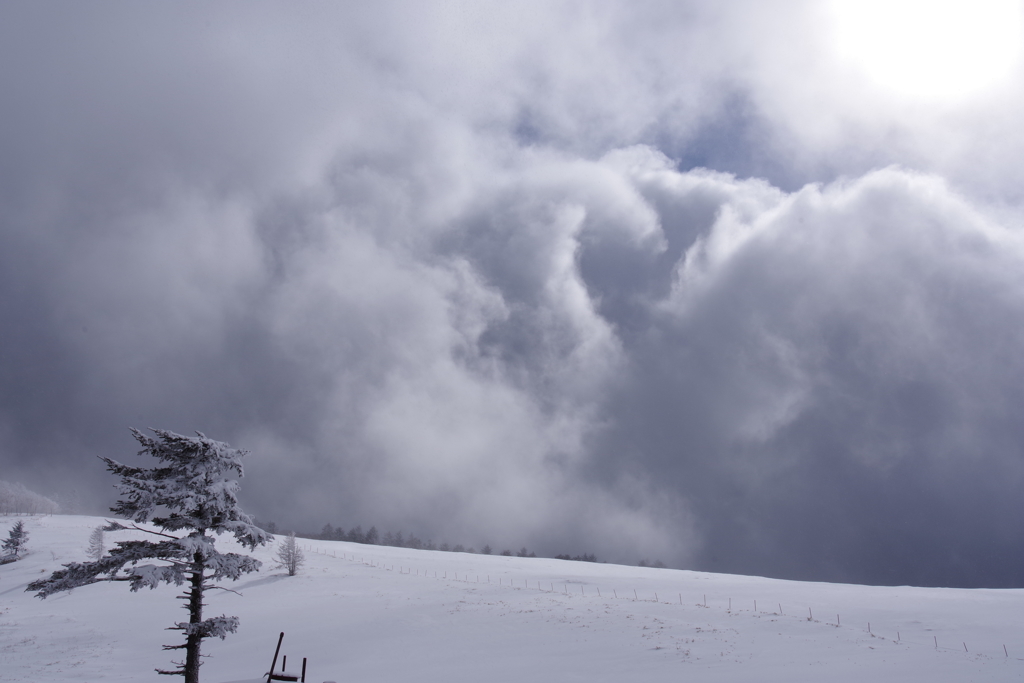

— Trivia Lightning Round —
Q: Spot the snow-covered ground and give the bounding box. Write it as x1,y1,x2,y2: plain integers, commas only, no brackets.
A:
2,514,1022,682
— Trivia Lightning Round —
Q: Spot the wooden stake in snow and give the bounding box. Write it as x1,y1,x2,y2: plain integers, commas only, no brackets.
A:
837,614,840,626
963,642,968,653
655,593,659,602
754,600,756,612
779,603,783,615
635,589,639,600
679,593,682,605
703,594,706,607
808,607,813,621
1004,644,1008,657
267,632,284,681
868,622,871,634
934,636,938,649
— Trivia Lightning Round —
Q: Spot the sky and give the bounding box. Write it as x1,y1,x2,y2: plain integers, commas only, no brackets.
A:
2,1,1024,587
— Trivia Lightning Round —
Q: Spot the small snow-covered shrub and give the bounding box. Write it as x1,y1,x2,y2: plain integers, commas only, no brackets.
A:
2,520,28,558
86,526,105,561
275,532,305,576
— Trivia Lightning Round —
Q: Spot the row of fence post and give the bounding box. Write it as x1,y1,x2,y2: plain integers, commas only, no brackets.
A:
302,544,1014,659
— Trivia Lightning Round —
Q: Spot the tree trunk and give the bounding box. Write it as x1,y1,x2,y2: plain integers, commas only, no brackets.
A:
184,551,205,683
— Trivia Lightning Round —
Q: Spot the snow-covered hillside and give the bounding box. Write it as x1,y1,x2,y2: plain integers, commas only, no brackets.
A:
2,514,1022,682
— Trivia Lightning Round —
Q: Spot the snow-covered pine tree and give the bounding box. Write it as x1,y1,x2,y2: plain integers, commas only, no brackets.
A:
27,428,270,683
274,532,305,576
2,520,28,557
86,525,105,561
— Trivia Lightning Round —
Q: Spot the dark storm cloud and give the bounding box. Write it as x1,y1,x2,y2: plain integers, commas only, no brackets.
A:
583,159,1024,585
2,2,1024,585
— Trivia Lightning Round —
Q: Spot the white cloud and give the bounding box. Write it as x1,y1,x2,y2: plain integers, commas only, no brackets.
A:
4,2,1024,581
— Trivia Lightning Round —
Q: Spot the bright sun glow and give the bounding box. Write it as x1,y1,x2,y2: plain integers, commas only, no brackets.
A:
831,0,1024,102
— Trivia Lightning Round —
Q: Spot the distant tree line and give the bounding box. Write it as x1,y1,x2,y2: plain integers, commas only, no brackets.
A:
555,553,597,562
254,519,604,564
638,558,666,568
0,480,60,515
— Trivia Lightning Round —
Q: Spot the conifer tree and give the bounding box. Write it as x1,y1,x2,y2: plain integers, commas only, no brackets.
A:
2,520,28,557
28,428,269,683
86,526,105,561
274,532,304,576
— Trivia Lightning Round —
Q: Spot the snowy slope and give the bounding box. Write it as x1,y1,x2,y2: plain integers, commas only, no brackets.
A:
2,514,1022,682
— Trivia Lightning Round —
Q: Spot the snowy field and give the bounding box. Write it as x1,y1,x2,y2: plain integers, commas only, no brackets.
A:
2,515,1023,682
